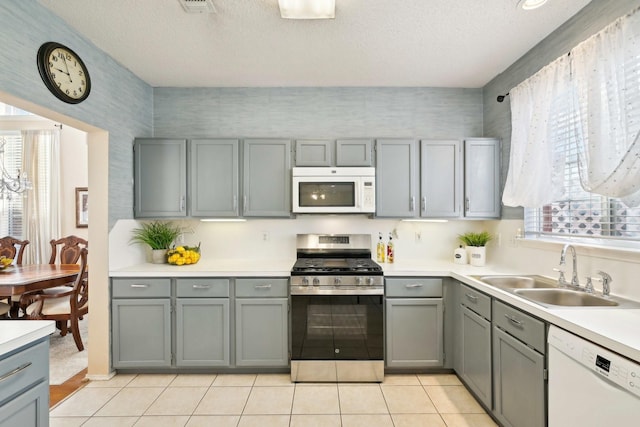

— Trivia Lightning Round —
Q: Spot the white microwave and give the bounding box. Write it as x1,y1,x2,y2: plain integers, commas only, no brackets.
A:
292,167,376,214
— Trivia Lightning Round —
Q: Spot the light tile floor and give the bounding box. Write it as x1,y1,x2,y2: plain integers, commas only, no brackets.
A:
50,373,498,427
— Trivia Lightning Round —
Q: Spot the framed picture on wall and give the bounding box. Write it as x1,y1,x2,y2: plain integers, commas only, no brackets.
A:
75,187,89,228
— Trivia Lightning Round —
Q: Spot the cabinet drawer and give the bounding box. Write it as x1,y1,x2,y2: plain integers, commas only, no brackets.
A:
176,278,229,298
459,283,491,320
112,278,171,298
0,339,48,405
493,300,546,354
235,278,289,297
386,278,442,297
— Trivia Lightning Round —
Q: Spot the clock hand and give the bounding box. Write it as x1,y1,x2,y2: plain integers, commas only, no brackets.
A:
53,67,70,76
61,54,73,82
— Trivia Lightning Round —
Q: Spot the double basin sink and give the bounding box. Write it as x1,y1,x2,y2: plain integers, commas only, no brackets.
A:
472,275,640,309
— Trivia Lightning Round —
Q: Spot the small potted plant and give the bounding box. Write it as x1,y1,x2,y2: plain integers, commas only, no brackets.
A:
130,221,184,264
458,231,493,266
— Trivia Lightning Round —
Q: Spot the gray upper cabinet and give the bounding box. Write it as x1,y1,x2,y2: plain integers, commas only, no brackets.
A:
134,138,187,218
375,139,419,217
420,140,462,218
190,139,239,217
243,139,292,217
295,139,333,166
464,138,501,218
336,139,373,166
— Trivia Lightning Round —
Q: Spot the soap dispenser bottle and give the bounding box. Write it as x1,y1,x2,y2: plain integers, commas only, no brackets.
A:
386,233,394,264
376,232,386,263
454,245,468,265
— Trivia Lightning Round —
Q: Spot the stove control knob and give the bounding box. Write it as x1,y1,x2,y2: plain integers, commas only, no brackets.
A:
312,277,320,286
366,277,374,286
355,277,363,286
334,277,342,285
301,277,310,286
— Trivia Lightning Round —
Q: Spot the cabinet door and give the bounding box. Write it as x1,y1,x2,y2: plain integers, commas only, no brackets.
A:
460,306,492,408
190,139,239,217
112,299,171,368
0,381,48,427
243,139,292,217
420,140,462,218
295,139,333,166
493,327,546,427
134,138,187,218
336,139,373,166
464,138,500,218
385,298,444,368
375,139,418,217
176,298,230,367
235,298,289,367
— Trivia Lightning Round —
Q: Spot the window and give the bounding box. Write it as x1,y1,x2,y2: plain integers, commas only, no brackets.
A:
0,132,24,238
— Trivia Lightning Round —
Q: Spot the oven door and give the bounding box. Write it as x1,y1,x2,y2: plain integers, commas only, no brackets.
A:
290,291,384,381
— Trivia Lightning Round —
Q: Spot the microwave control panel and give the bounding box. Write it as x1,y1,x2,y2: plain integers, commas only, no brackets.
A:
361,179,375,210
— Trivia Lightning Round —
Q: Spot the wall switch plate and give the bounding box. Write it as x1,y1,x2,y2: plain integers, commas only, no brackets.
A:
262,231,270,241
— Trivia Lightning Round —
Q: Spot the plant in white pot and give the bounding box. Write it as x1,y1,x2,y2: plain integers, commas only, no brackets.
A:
458,231,493,267
130,221,184,264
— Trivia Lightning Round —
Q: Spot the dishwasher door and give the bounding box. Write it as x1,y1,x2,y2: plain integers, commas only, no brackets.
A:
547,326,640,427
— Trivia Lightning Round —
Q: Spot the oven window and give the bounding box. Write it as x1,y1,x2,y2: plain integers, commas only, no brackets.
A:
291,295,383,360
298,182,355,207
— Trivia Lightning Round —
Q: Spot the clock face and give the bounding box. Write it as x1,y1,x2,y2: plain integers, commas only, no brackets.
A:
37,42,91,104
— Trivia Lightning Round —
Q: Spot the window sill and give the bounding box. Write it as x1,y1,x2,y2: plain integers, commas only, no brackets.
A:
518,236,640,263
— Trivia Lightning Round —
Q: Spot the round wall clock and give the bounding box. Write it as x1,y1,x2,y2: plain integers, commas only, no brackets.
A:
37,42,91,104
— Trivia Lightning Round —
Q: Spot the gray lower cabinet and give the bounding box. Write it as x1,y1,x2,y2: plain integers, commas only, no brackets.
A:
0,339,49,427
112,278,172,368
176,278,230,367
235,278,289,367
385,278,444,368
457,284,492,409
134,138,187,218
243,139,292,217
493,300,546,427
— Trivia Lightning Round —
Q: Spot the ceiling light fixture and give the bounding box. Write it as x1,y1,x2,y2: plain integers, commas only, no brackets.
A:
278,0,335,20
518,0,549,10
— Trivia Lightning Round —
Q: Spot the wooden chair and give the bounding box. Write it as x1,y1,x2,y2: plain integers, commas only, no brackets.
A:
0,301,9,319
0,236,30,265
21,248,89,351
49,235,88,264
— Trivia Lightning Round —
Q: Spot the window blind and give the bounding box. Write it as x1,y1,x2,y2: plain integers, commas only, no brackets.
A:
0,133,25,238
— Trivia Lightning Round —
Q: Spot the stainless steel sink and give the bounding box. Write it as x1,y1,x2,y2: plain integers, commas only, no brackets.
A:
474,275,559,290
514,288,619,307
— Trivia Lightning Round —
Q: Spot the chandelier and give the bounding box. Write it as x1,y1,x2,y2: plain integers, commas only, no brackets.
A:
0,136,32,200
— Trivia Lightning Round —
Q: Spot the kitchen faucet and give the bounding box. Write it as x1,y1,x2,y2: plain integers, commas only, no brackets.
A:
559,244,580,287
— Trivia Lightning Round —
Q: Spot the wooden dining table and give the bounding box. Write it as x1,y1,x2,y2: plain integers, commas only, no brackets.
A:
0,264,80,298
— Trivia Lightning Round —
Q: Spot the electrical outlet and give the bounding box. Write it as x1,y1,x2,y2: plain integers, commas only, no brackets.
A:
178,233,185,244
262,231,269,241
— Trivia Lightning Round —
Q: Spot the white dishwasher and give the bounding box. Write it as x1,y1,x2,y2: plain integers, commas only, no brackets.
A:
548,325,640,427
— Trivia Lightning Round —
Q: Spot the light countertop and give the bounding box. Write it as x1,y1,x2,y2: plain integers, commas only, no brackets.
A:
110,260,640,363
0,320,55,356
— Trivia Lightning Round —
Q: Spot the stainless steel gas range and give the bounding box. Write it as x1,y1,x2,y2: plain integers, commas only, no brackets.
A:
290,234,384,382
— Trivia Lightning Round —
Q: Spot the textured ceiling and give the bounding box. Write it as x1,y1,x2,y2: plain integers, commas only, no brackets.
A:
38,0,592,88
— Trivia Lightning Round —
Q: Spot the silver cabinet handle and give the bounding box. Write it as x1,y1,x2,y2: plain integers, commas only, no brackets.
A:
192,284,212,289
421,197,426,212
130,284,150,288
405,283,424,288
254,284,272,289
180,195,186,212
244,195,248,211
504,314,524,327
0,362,32,383
465,197,470,211
410,197,415,212
465,293,478,302
233,195,238,211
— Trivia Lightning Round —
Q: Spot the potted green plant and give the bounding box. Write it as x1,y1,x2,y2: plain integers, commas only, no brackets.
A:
130,221,184,264
458,231,493,266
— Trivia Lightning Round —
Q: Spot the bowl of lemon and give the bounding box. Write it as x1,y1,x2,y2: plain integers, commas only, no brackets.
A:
167,244,201,266
0,256,13,270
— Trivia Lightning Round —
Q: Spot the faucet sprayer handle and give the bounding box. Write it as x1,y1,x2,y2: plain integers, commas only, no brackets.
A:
584,276,594,293
553,267,568,286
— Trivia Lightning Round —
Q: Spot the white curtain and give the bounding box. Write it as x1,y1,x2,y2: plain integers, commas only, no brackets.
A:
21,130,61,263
504,7,640,208
502,54,574,207
572,10,640,207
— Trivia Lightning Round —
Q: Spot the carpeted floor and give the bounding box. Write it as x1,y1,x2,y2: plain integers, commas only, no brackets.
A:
48,315,88,385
